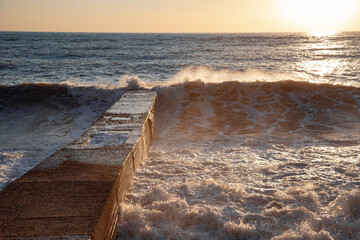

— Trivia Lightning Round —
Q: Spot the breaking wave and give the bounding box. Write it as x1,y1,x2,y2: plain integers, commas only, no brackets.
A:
0,68,359,239
153,79,360,141
116,70,360,239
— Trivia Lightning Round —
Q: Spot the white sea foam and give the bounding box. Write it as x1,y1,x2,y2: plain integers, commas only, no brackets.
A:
118,138,360,239
1,32,360,237
166,66,291,85
0,70,359,239
117,75,360,239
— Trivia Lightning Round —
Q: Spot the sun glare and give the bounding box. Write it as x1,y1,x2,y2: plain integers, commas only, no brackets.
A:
308,31,338,38
280,0,359,31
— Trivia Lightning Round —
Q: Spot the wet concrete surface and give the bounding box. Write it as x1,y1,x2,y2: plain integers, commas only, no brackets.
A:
0,90,157,239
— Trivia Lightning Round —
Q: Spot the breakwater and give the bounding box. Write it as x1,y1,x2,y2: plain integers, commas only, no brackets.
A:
0,90,157,239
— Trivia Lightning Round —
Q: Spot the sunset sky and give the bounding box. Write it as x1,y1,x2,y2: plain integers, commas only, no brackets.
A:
0,0,359,33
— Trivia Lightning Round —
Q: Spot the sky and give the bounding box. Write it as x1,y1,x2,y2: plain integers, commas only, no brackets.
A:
0,0,359,33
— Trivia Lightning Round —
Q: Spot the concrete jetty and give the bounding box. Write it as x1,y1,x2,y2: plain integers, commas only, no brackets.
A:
0,90,157,239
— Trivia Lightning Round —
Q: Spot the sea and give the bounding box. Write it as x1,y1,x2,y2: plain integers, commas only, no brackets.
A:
0,31,359,239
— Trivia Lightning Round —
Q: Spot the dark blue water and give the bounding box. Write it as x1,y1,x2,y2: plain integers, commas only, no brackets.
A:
1,31,359,86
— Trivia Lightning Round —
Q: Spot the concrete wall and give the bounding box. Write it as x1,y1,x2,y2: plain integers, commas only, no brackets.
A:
0,90,157,239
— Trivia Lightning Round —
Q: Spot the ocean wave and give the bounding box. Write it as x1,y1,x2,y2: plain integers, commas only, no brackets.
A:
0,82,125,109
1,72,359,140
152,78,360,142
1,69,359,190
116,71,359,239
118,139,360,239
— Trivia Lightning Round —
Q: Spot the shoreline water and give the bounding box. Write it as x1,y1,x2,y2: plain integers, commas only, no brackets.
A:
117,80,360,239
0,31,359,239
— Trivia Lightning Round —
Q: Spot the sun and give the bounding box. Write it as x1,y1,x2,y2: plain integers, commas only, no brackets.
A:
279,0,359,31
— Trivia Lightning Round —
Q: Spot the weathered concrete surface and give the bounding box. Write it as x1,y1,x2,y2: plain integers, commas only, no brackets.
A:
0,90,157,239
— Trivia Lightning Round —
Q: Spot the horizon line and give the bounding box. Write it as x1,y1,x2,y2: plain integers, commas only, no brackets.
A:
1,30,360,34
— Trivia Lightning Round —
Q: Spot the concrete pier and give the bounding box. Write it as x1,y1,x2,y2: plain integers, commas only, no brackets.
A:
0,90,157,239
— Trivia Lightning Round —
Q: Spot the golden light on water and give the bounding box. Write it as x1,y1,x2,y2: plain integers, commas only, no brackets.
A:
280,0,359,31
308,31,338,38
295,33,349,85
301,59,344,80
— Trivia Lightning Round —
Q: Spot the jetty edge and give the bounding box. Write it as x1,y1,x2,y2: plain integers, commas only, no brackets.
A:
0,90,157,239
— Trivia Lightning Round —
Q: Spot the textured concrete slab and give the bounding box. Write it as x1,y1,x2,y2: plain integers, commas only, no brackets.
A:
0,90,157,240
